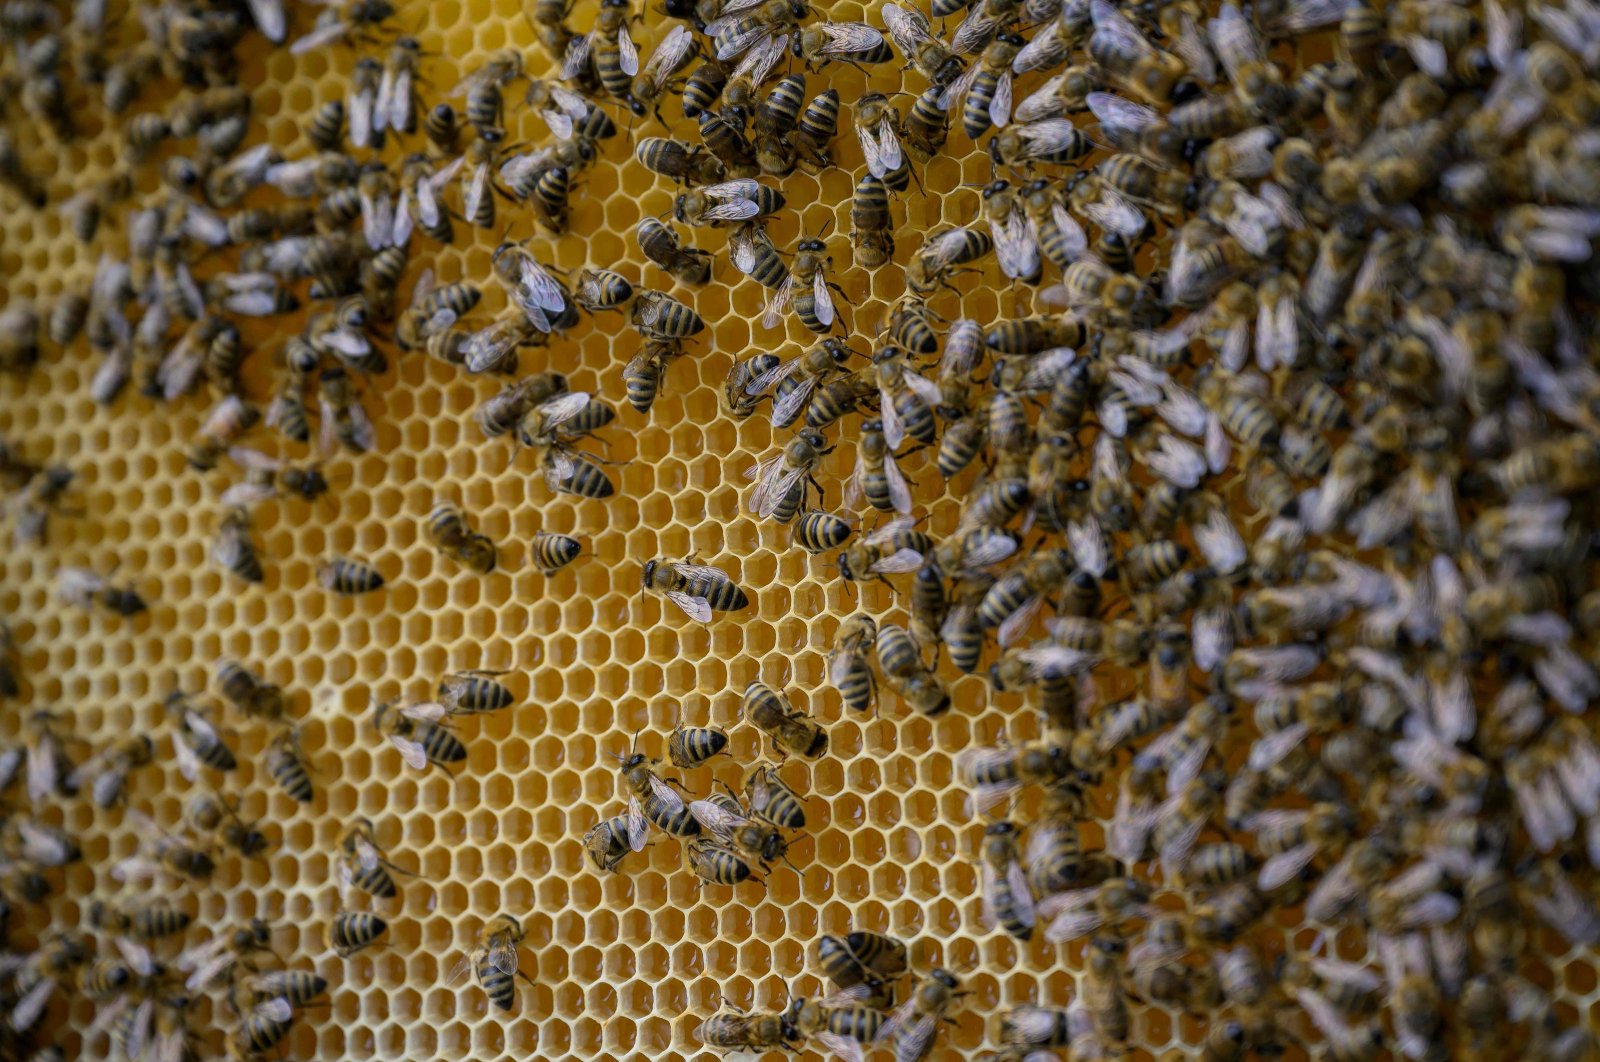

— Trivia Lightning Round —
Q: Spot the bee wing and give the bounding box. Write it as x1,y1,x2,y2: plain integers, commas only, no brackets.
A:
1067,518,1109,578
875,122,903,173
1089,0,1156,58
16,820,67,864
345,398,376,453
952,5,1004,53
666,591,713,623
879,381,905,450
1082,188,1147,241
815,1031,867,1062
617,23,639,74
1044,902,1106,943
884,453,912,514
991,208,1037,280
762,271,796,330
519,259,570,313
537,392,597,432
489,940,520,976
892,1015,938,1062
869,549,924,575
989,71,1013,129
1260,0,1343,32
91,764,129,808
347,81,374,148
770,376,818,427
25,741,57,803
1258,840,1320,891
626,796,649,851
291,18,350,54
117,937,157,977
729,224,761,276
561,32,593,79
811,270,836,327
1205,3,1263,81
375,63,395,135
387,731,429,771
1192,607,1234,673
729,31,787,82
858,121,892,180
646,773,686,814
998,594,1044,649
881,3,933,51
689,799,748,840
400,701,450,723
253,997,294,1023
391,190,414,247
172,733,202,782
389,67,414,131
186,949,240,992
12,976,58,1032
540,105,574,140
715,22,776,61
463,160,490,225
1015,70,1065,117
642,25,696,84
1156,811,1204,877
820,21,886,53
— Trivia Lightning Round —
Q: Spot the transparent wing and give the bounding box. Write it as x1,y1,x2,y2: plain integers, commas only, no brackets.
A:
689,799,750,840
762,271,796,330
666,591,713,622
811,270,836,327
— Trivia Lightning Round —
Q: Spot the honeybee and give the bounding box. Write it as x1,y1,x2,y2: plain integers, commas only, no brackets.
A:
694,1007,800,1049
65,735,151,809
688,790,791,868
630,289,706,340
746,762,806,829
881,3,966,87
615,734,698,846
851,175,895,269
764,232,845,334
747,427,833,519
373,700,466,773
186,395,260,471
8,932,90,1031
668,717,729,768
4,816,80,868
337,818,412,901
636,217,713,285
113,812,214,884
449,914,528,1011
882,969,962,1062
222,449,330,509
424,502,497,574
784,983,886,1059
264,728,314,804
1038,877,1152,944
88,900,193,942
980,821,1036,940
327,911,388,957
743,681,828,759
318,555,385,595
828,615,878,713
316,368,375,454
635,135,724,185
853,91,906,185
1087,0,1190,107
674,178,786,226
56,566,147,617
184,790,271,858
583,814,634,873
957,738,1081,812
632,25,697,122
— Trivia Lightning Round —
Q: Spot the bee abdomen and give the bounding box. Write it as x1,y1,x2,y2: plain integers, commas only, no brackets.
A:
327,911,388,955
319,555,384,594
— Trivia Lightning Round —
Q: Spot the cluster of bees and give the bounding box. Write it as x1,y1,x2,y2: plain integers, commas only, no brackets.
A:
0,0,1595,1051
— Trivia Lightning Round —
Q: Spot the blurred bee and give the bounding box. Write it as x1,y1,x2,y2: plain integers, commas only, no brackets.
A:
637,217,713,285
113,812,214,884
475,374,574,439
221,449,331,509
447,49,523,142
694,1007,799,1049
65,735,151,809
633,25,697,122
7,465,75,548
958,739,1082,812
424,502,497,574
449,914,528,1011
4,815,80,868
373,700,466,773
674,177,785,226
186,395,259,471
399,155,464,248
882,969,962,1062
318,555,384,595
423,102,460,154
230,969,329,1016
853,92,908,187
746,762,806,828
460,139,508,230
290,0,397,54
698,109,759,177
210,507,263,584
184,790,270,858
326,912,388,957
851,175,895,269
88,900,192,942
743,681,828,759
615,733,698,846
528,0,576,60
264,727,313,803
372,35,421,139
317,368,376,454
981,821,1037,939
56,566,146,617
583,813,634,873
882,3,966,87
8,932,90,1031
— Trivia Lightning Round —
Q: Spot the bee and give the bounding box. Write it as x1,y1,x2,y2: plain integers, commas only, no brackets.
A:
184,790,271,858
88,900,193,941
217,451,329,513
694,1007,799,1049
397,156,464,250
689,791,791,868
853,91,908,186
333,816,411,902
9,932,91,1031
675,177,785,226
743,681,828,759
424,502,497,574
204,507,265,585
313,368,375,455
667,715,729,768
747,427,832,520
448,914,528,1011
4,811,80,868
794,20,891,68
113,813,213,884
8,465,75,548
56,566,146,617
950,31,1023,140
729,221,791,296
636,217,713,285
908,227,992,296
793,510,855,554
583,814,634,873
616,734,698,845
630,290,706,341
633,25,697,122
1086,0,1191,107
698,109,759,177
184,395,259,472
566,0,641,112
326,911,388,957
791,87,841,168
882,3,966,87
574,269,636,314
850,175,895,269
785,984,886,1056
447,49,522,142
317,555,384,596
980,821,1036,939
373,700,466,773
64,735,151,809
958,739,1081,812
518,530,581,577
264,728,313,803
882,969,962,1062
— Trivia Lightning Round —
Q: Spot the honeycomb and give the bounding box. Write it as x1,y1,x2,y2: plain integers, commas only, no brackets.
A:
0,0,1597,1059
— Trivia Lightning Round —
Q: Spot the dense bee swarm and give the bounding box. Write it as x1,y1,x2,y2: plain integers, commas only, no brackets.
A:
0,0,1598,1058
